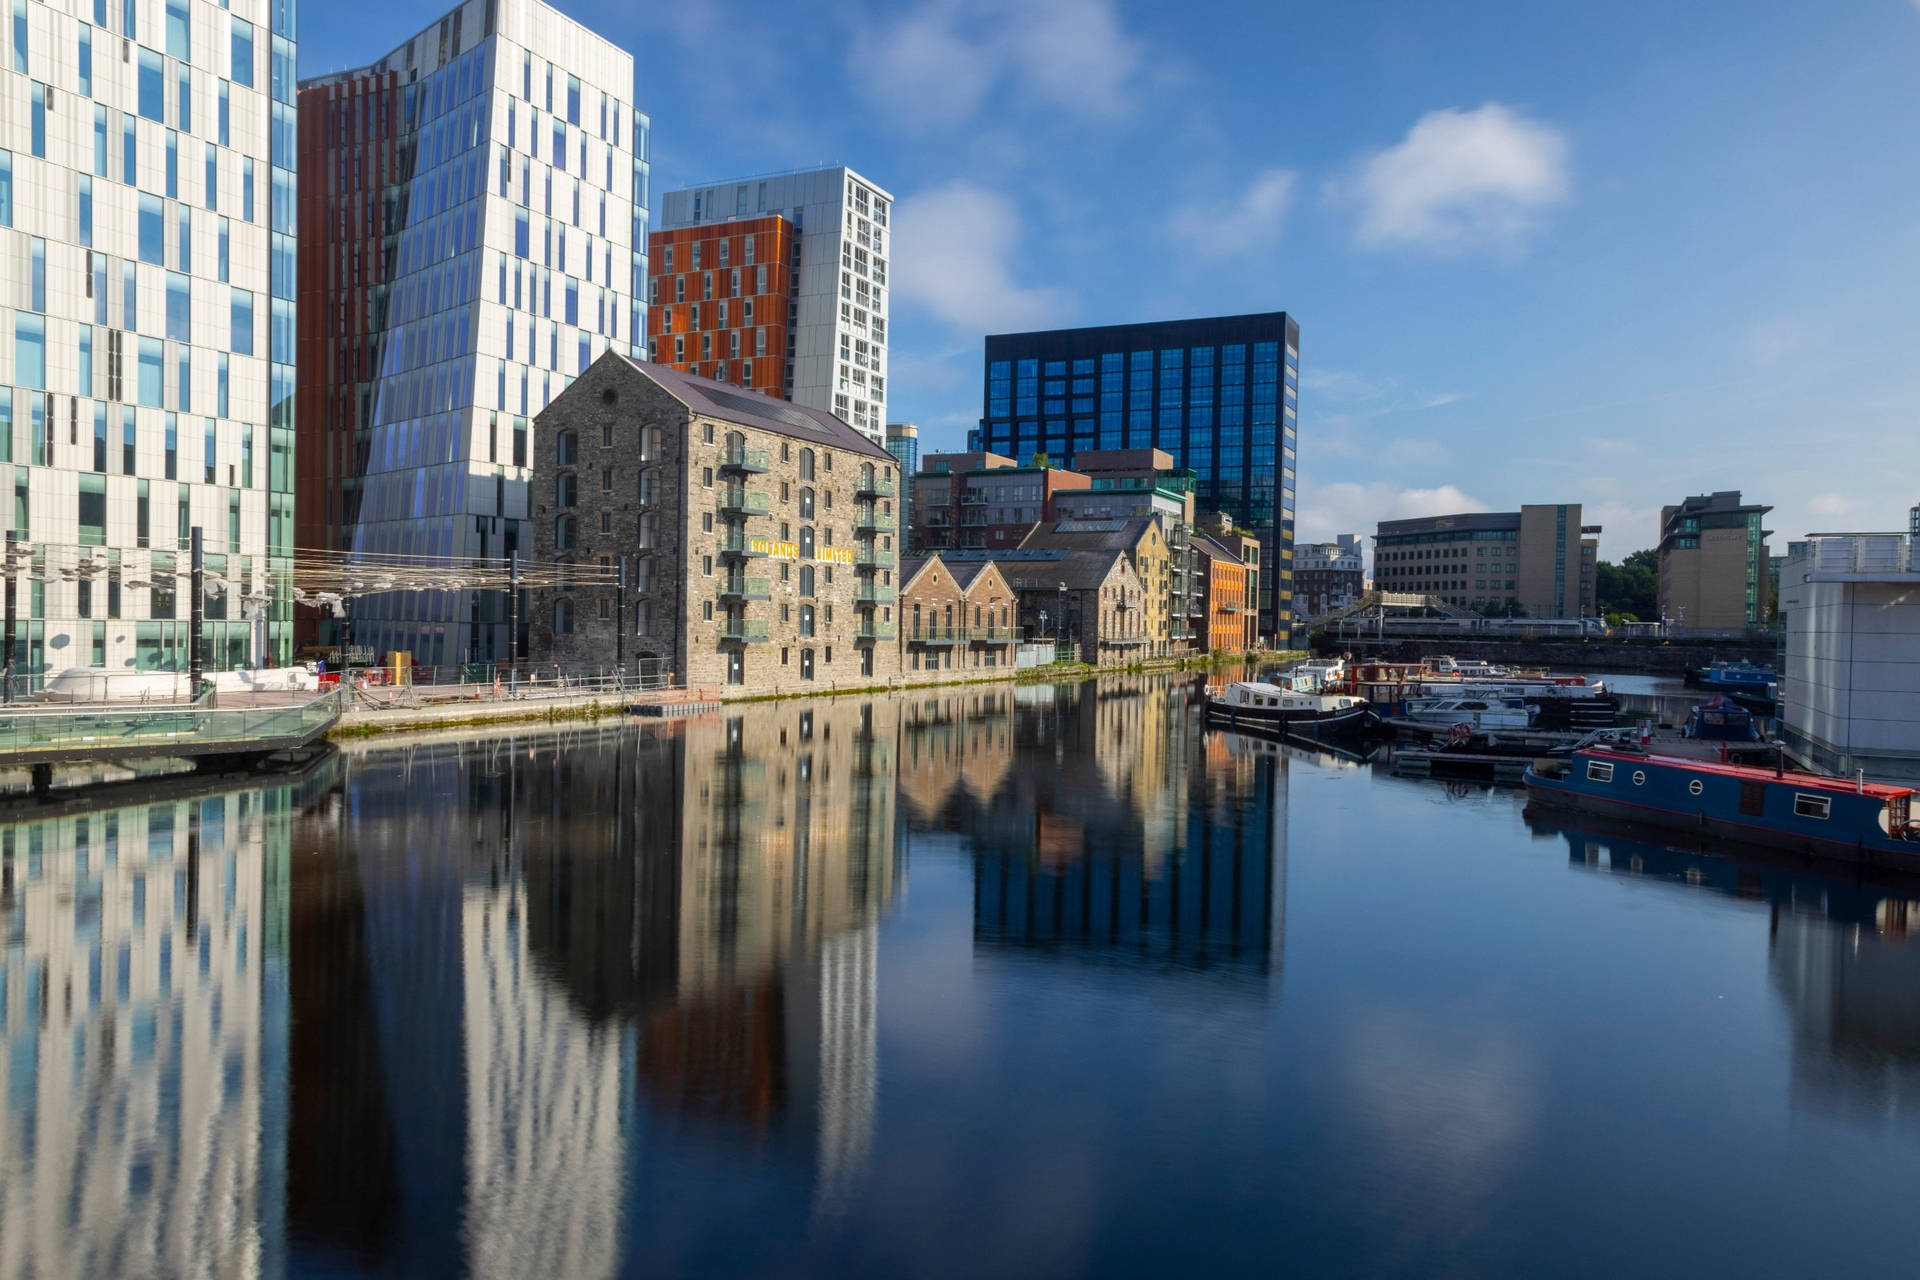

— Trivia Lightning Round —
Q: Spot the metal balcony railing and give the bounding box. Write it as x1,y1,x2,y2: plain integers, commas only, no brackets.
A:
718,532,768,557
719,576,771,601
856,620,896,642
909,625,967,645
856,475,896,498
719,487,770,516
719,618,770,643
854,585,896,605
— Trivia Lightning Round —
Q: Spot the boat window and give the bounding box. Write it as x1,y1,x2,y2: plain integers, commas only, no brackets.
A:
1739,781,1766,816
1632,771,1646,786
1586,761,1614,783
1793,793,1832,820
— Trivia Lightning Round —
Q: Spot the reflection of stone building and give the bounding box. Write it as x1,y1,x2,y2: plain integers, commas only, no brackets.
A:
0,783,299,1280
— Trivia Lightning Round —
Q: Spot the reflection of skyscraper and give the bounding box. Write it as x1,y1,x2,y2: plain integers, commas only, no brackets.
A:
970,681,1288,982
1,781,305,1279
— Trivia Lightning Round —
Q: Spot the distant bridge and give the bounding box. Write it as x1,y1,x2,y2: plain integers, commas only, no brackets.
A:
1305,591,1479,629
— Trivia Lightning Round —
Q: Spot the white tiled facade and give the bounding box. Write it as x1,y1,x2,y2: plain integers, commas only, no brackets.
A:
1,0,295,677
658,166,889,443
301,0,646,666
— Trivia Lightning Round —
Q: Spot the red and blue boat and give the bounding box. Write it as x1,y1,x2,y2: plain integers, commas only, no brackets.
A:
1524,746,1920,868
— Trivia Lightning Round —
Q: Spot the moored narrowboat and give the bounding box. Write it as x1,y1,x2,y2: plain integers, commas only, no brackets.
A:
1205,679,1376,738
1524,747,1920,867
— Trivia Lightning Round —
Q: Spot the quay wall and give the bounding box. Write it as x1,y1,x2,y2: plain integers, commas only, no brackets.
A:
1315,635,1777,675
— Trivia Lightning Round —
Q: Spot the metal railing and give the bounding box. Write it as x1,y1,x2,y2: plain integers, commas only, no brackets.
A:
855,620,896,641
857,475,896,498
718,532,768,556
719,619,771,643
909,625,968,645
0,689,342,762
854,585,896,605
719,576,772,601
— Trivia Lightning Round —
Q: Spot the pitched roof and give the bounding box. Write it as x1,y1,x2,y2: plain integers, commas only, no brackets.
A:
946,561,991,589
998,548,1134,593
610,354,894,462
1018,517,1160,553
1189,531,1239,562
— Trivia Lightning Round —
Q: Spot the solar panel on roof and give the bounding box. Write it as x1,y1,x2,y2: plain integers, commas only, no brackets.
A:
699,386,834,435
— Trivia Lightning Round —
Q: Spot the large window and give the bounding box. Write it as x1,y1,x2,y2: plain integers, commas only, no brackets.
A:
138,47,165,119
231,17,254,87
230,288,253,354
13,312,43,388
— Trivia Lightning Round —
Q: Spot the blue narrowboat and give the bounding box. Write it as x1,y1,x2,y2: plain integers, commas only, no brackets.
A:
1524,748,1920,867
1684,660,1779,713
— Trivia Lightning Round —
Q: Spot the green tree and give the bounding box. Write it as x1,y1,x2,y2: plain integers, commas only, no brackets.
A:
1596,549,1658,620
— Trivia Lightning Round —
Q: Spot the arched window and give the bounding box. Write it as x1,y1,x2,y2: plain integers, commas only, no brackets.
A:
555,430,578,467
799,566,815,597
799,604,815,637
799,487,815,520
912,603,921,637
860,462,875,488
799,448,815,481
799,526,815,559
639,424,660,462
553,598,574,634
555,473,577,507
555,514,577,550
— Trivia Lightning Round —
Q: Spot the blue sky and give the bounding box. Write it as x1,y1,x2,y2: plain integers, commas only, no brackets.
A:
302,0,1920,560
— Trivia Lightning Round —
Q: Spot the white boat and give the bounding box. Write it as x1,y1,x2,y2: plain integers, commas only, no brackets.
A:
1402,695,1536,729
1206,678,1376,736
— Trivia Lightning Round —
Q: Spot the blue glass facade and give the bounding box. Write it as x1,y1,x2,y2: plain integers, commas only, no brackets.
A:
976,314,1299,639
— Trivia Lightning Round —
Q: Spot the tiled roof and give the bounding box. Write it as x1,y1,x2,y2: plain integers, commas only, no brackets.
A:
998,548,1131,592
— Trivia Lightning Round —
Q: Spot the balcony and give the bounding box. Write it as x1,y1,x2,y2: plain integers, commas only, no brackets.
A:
855,507,895,534
720,445,771,473
856,546,889,570
909,626,967,646
719,576,771,602
969,625,1012,644
718,532,768,558
719,618,770,643
719,487,770,516
854,585,896,605
1104,634,1151,647
960,510,989,526
855,620,896,643
959,492,989,505
856,474,896,499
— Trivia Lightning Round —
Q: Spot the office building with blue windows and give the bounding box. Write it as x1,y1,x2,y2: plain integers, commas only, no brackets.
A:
974,313,1300,641
296,0,647,665
0,0,298,679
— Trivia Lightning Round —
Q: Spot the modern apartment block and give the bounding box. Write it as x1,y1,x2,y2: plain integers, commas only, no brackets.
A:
976,313,1299,641
296,0,648,665
0,0,297,677
528,352,902,692
1657,491,1772,629
1375,506,1600,618
1294,535,1364,617
654,166,890,444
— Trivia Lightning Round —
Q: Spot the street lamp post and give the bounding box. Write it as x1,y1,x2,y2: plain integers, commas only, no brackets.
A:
1057,583,1068,655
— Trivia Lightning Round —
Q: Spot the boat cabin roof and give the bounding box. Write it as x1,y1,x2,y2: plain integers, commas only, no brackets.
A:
1583,747,1914,800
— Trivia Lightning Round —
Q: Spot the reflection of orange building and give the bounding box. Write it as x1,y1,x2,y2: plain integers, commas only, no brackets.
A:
647,216,796,394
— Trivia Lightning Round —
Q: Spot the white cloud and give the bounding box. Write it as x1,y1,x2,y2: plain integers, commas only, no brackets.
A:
892,182,1073,334
1807,492,1856,519
1168,169,1296,260
851,0,1144,130
1294,482,1490,563
1331,103,1570,252
1420,391,1464,409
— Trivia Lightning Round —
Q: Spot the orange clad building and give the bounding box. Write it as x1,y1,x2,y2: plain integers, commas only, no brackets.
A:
647,216,796,396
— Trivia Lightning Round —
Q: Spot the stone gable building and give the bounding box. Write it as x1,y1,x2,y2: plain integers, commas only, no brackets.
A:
530,354,903,693
897,556,1019,679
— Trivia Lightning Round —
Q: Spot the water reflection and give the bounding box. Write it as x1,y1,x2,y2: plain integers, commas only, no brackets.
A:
1531,814,1920,1123
963,679,1285,983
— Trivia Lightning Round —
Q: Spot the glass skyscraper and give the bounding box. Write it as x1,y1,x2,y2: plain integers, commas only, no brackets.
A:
296,0,647,665
974,313,1300,640
0,0,298,679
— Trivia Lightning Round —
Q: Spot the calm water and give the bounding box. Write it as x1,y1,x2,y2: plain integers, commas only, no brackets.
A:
3,673,1918,1278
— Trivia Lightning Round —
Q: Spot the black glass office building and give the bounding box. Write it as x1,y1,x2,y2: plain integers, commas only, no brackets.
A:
973,313,1300,639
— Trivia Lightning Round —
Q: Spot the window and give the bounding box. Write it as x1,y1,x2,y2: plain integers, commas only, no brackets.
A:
553,598,574,634
555,430,577,466
13,312,44,388
1585,760,1614,783
0,150,10,226
1793,793,1831,820
230,288,253,354
231,18,254,87
555,473,577,507
555,514,576,549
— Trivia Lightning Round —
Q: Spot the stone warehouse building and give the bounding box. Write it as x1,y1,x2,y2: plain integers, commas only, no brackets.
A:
529,354,903,692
